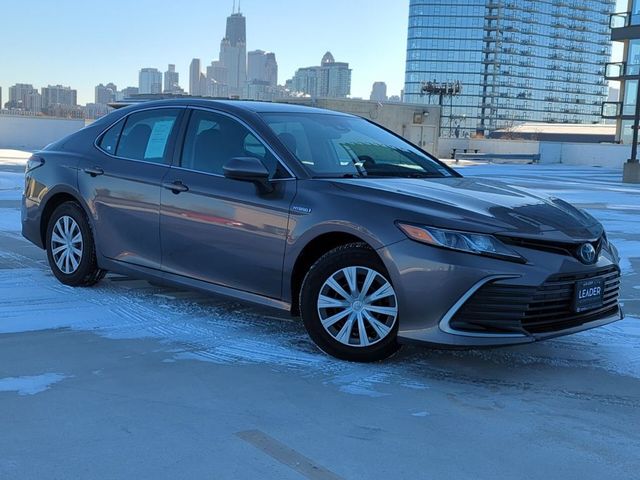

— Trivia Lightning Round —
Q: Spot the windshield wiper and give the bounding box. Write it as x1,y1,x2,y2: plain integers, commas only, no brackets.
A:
314,172,441,179
312,173,364,179
364,172,441,179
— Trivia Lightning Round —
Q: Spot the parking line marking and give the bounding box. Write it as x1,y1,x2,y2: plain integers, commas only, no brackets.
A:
236,429,344,480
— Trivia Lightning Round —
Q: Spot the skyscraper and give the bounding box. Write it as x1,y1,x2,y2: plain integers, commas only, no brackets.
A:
206,61,229,97
139,68,162,94
207,60,228,86
288,52,351,98
164,64,181,93
370,82,388,102
24,90,42,113
41,85,77,109
95,83,117,104
7,83,38,109
324,53,351,98
189,58,208,96
604,0,640,145
248,50,278,86
117,86,139,101
219,9,247,96
265,53,278,87
404,0,614,137
248,50,267,83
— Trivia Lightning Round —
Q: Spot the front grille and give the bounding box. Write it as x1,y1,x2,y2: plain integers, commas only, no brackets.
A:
450,266,620,335
498,235,605,265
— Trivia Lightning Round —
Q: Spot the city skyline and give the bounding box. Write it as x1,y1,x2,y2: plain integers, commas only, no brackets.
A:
1,0,409,105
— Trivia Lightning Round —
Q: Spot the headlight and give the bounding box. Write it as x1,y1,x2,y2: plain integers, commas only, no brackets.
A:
397,223,526,263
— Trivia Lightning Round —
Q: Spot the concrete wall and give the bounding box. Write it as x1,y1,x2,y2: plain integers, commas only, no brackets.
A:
282,98,441,153
439,136,632,169
0,115,85,150
552,143,631,168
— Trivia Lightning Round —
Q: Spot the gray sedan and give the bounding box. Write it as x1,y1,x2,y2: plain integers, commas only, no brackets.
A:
21,99,622,361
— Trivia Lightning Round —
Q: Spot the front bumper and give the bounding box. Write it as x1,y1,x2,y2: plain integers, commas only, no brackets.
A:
378,238,623,348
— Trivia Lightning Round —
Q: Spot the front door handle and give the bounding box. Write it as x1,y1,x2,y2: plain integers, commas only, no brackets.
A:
83,166,104,177
162,181,189,194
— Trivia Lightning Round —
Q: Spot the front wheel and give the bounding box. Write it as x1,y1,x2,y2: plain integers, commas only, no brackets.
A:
300,243,401,362
46,202,105,287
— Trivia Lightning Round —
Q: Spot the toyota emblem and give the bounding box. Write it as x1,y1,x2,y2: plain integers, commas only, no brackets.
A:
578,243,597,264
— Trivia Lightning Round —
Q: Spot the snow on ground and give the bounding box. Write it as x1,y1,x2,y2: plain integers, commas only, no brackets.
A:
0,373,68,396
0,172,23,202
0,153,639,379
1,157,639,478
0,210,20,232
0,159,639,388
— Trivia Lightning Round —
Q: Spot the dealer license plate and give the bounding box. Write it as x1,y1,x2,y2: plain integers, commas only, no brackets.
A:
573,278,604,313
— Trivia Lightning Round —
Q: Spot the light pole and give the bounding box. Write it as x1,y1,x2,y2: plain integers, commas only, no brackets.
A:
420,80,463,137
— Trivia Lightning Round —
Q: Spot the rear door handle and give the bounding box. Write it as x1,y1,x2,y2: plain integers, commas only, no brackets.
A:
162,181,189,194
83,166,104,177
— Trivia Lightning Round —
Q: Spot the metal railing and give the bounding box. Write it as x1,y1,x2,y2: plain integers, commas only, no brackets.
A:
601,102,622,119
610,12,630,29
605,62,625,80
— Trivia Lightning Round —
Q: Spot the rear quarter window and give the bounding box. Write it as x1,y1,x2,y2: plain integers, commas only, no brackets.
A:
97,119,125,155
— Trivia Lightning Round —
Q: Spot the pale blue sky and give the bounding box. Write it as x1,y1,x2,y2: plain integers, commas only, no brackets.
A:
2,0,410,105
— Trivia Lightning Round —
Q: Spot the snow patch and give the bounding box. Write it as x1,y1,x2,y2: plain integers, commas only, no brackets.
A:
411,411,430,417
0,373,68,396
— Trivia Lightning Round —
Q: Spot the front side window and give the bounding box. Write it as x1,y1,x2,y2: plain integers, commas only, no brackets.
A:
115,109,181,163
261,113,455,178
181,109,288,178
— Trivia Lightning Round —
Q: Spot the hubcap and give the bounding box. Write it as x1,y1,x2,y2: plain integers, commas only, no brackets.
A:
317,266,398,348
51,216,83,275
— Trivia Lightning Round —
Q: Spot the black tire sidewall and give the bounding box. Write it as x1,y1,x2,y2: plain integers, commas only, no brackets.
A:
300,244,400,362
46,202,100,286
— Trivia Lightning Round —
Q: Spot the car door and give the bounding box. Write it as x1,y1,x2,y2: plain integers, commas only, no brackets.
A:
160,108,296,299
79,107,184,270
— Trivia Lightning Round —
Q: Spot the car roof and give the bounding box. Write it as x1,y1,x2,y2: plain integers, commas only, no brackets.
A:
114,98,353,117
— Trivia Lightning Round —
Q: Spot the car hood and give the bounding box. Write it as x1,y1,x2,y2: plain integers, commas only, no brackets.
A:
331,176,603,242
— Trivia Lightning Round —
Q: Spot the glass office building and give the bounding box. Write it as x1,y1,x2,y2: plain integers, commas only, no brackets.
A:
404,0,614,138
604,0,640,145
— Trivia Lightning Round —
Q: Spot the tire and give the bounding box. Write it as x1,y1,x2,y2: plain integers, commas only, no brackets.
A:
45,201,105,287
300,243,401,362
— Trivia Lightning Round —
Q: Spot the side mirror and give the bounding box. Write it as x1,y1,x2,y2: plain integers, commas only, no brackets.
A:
223,157,273,193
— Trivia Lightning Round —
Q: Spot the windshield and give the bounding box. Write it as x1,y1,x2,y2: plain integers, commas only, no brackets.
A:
260,113,455,179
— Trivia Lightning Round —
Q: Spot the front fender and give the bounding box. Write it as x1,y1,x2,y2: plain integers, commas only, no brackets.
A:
281,217,400,305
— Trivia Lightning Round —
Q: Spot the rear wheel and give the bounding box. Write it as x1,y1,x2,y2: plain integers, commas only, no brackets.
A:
300,243,401,362
46,202,105,286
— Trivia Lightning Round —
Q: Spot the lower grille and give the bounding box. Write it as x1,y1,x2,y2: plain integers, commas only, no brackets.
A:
450,266,620,335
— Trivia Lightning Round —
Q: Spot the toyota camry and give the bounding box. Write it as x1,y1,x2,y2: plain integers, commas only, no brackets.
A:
21,99,622,361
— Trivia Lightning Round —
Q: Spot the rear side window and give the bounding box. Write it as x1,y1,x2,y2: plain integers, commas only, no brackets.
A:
115,109,181,163
98,119,124,154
